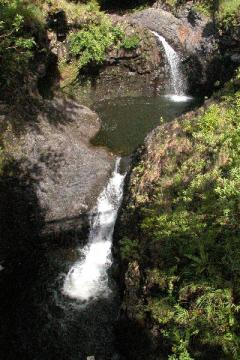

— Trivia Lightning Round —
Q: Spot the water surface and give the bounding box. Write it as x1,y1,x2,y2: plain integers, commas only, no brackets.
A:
92,95,200,155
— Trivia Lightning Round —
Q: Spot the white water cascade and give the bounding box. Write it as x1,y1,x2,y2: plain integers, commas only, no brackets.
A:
152,31,192,102
63,158,125,302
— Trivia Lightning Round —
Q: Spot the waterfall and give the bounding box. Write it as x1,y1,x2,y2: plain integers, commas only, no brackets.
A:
63,158,125,302
152,31,191,102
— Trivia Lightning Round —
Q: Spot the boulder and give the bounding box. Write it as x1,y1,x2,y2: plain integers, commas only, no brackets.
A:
5,97,115,240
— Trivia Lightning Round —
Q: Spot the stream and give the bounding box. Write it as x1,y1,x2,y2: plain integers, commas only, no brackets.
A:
0,34,201,360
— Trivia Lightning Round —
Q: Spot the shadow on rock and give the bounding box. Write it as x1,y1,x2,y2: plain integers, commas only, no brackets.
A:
0,155,120,360
0,157,47,359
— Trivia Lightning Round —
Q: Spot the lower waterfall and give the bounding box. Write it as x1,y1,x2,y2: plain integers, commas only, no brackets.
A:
63,158,125,302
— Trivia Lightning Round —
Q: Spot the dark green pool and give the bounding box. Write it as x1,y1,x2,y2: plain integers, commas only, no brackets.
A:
92,95,200,155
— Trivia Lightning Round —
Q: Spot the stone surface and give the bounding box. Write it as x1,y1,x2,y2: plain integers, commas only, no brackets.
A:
128,8,216,55
60,23,168,106
6,97,114,237
126,7,220,95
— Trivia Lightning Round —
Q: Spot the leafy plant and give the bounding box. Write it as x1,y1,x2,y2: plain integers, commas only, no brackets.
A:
121,34,140,50
121,86,240,359
0,0,44,93
68,17,123,70
120,236,139,260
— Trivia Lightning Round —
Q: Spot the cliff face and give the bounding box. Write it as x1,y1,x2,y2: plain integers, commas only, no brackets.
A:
66,24,168,106
127,6,235,95
50,3,237,103
52,21,168,106
116,74,240,359
46,1,232,105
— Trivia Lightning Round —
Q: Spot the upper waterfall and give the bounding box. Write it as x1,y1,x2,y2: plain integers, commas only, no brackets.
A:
152,31,190,101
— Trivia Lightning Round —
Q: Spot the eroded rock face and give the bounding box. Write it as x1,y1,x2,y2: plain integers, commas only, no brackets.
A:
127,7,220,95
57,23,168,106
5,97,114,239
92,23,167,101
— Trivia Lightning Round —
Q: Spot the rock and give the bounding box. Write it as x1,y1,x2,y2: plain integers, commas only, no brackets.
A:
47,9,68,40
128,8,184,51
86,356,95,360
231,53,240,64
70,23,167,105
7,97,115,240
127,7,220,95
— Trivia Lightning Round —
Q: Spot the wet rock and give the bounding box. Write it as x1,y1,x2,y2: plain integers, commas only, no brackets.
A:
69,24,168,105
127,7,221,95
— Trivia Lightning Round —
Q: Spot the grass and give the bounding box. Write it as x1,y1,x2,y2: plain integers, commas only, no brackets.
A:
219,0,240,16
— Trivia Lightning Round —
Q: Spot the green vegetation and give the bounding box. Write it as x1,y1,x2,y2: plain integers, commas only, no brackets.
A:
219,0,240,17
0,1,240,359
121,69,240,359
47,0,101,24
163,0,240,24
194,0,240,26
164,0,178,10
192,1,212,16
67,16,141,71
67,17,123,70
0,0,45,93
121,34,140,50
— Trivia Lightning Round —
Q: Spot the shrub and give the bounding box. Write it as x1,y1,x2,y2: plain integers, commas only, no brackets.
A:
47,0,100,24
68,17,123,70
121,34,140,50
0,0,44,94
120,236,140,260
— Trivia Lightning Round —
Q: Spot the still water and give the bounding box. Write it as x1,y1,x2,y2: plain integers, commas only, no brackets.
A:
92,95,199,155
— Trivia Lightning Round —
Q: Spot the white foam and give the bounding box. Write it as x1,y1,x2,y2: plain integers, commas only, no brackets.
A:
165,94,193,102
63,241,112,300
63,158,125,301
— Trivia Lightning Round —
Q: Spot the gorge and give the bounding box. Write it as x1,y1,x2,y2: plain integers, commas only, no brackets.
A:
0,1,240,360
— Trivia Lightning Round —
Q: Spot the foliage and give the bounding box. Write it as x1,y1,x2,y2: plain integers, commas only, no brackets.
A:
0,0,44,93
68,17,124,70
218,0,240,33
121,34,140,50
160,0,240,22
47,0,101,23
67,15,141,71
192,2,212,16
122,82,240,359
120,236,140,260
219,0,240,18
